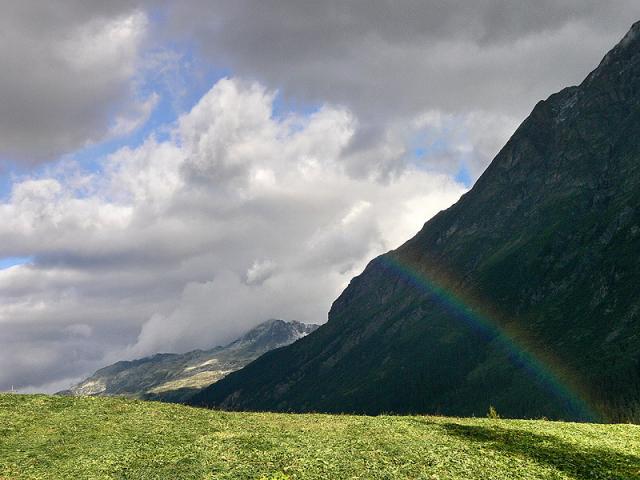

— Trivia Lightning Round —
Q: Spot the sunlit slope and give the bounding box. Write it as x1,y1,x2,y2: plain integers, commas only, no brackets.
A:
1,395,639,480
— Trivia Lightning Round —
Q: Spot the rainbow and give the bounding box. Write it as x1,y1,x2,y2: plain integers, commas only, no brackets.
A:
378,254,601,422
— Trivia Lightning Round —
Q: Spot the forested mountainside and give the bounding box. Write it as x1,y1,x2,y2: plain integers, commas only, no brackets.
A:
190,23,640,422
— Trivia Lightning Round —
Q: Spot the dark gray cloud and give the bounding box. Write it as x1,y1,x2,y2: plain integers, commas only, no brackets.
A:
0,1,150,162
166,0,640,121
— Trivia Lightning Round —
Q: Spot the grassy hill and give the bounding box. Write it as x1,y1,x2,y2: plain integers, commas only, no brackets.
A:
1,395,639,479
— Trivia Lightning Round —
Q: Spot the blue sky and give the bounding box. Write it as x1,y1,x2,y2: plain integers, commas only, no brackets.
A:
0,256,33,270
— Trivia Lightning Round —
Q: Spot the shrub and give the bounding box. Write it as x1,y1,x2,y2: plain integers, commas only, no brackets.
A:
487,405,500,419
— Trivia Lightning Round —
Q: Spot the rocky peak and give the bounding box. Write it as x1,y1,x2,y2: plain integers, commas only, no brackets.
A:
583,21,640,89
62,319,318,402
227,319,319,352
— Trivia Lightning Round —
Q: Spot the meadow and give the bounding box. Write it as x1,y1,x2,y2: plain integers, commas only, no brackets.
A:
1,394,639,479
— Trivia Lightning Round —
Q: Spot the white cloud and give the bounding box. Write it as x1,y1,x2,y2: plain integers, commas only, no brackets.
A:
56,10,147,77
0,78,465,391
413,110,520,178
246,259,278,286
109,92,160,138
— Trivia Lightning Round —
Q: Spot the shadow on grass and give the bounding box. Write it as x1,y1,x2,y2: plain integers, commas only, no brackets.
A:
437,422,640,480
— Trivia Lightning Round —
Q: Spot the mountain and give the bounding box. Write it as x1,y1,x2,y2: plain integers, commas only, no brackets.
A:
63,319,318,402
189,23,640,422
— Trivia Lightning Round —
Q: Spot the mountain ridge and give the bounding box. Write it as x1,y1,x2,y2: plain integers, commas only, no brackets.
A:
62,319,318,402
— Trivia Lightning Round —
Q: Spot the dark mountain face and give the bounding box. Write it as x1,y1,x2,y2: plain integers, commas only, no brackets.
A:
62,319,318,403
189,23,640,422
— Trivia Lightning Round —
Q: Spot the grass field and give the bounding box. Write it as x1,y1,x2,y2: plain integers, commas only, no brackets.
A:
1,394,639,479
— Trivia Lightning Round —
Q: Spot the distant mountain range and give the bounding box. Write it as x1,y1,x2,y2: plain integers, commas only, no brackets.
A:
189,22,640,422
62,319,318,402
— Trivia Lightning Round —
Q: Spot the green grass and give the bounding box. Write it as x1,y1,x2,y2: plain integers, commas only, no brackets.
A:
1,395,639,479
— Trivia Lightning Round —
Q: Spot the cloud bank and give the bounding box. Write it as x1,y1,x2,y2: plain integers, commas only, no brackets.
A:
167,1,640,123
0,78,465,391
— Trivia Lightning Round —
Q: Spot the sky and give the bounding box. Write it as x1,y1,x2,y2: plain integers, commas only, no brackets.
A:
1,1,639,393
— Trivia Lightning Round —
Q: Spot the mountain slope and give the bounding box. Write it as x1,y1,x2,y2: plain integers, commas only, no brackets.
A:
189,22,640,422
63,319,318,402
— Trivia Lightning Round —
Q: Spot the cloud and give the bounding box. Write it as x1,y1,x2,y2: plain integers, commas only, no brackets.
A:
109,92,160,138
167,0,640,121
162,0,640,175
412,110,520,179
0,2,149,163
0,78,465,391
